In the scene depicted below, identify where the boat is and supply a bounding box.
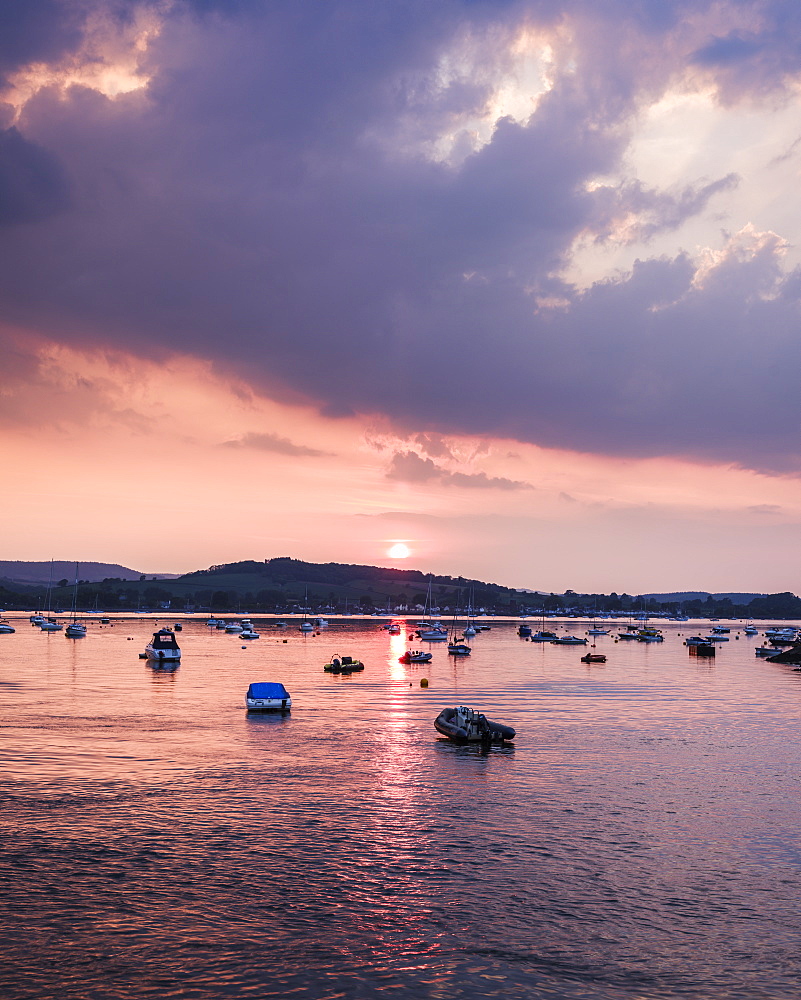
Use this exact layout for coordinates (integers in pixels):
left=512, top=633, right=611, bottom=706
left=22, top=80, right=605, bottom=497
left=711, top=625, right=731, bottom=634
left=756, top=646, right=777, bottom=656
left=299, top=621, right=314, bottom=632
left=399, top=649, right=432, bottom=663
left=245, top=682, right=291, bottom=712
left=767, top=629, right=799, bottom=646
left=517, top=624, right=532, bottom=637
left=581, top=653, right=606, bottom=663
left=418, top=627, right=448, bottom=640
left=743, top=624, right=758, bottom=635
left=587, top=627, right=610, bottom=635
left=225, top=622, right=244, bottom=633
left=764, top=643, right=801, bottom=665
left=240, top=628, right=260, bottom=639
left=0, top=620, right=15, bottom=634
left=206, top=617, right=223, bottom=627
left=637, top=628, right=664, bottom=642
left=37, top=561, right=62, bottom=630
left=313, top=617, right=329, bottom=628
left=173, top=623, right=182, bottom=631
left=685, top=636, right=708, bottom=646
left=29, top=614, right=45, bottom=624
left=530, top=630, right=558, bottom=642
left=617, top=629, right=641, bottom=640
left=434, top=706, right=515, bottom=745
left=145, top=629, right=181, bottom=661
left=446, top=599, right=472, bottom=655
left=447, top=642, right=472, bottom=656
left=551, top=635, right=588, bottom=645
left=704, top=634, right=729, bottom=642
left=64, top=564, right=86, bottom=637
left=324, top=654, right=364, bottom=673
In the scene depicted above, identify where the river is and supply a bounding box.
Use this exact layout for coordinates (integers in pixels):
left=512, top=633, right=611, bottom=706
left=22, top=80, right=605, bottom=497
left=1, top=615, right=800, bottom=999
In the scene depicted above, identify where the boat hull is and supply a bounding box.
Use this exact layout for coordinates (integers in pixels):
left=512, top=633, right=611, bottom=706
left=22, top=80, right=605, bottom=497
left=145, top=646, right=181, bottom=660
left=246, top=696, right=291, bottom=712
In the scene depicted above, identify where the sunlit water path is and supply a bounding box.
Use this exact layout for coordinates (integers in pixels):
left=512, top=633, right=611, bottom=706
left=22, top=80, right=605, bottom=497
left=2, top=616, right=801, bottom=999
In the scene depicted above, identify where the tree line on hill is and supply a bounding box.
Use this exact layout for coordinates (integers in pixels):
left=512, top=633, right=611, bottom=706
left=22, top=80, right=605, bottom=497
left=1, top=558, right=799, bottom=618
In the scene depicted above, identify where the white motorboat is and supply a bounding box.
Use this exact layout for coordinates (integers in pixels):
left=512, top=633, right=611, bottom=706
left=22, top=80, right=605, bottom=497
left=39, top=618, right=63, bottom=631
left=299, top=621, right=314, bottom=632
left=240, top=628, right=260, bottom=639
left=246, top=682, right=291, bottom=712
left=145, top=629, right=181, bottom=661
left=551, top=635, right=588, bottom=645
left=0, top=620, right=15, bottom=634
left=399, top=649, right=432, bottom=663
left=531, top=630, right=558, bottom=641
left=225, top=622, right=244, bottom=633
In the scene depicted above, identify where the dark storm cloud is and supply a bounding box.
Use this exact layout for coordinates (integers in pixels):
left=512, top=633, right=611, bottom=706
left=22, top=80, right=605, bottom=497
left=0, top=128, right=70, bottom=224
left=0, top=0, right=81, bottom=85
left=2, top=0, right=801, bottom=472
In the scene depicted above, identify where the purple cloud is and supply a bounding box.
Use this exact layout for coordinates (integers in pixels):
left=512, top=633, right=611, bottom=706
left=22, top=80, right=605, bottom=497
left=387, top=450, right=532, bottom=490
left=1, top=1, right=801, bottom=473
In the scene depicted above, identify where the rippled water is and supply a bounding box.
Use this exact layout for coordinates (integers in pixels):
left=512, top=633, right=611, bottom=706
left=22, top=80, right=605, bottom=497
left=2, top=615, right=801, bottom=999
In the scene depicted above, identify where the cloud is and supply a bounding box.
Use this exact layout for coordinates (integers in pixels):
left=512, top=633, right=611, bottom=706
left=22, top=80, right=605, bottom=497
left=386, top=450, right=532, bottom=490
left=1, top=1, right=801, bottom=474
left=0, top=127, right=70, bottom=224
left=222, top=432, right=331, bottom=457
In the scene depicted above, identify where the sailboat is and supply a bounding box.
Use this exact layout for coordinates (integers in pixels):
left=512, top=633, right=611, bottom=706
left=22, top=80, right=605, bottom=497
left=65, top=565, right=87, bottom=637
left=447, top=592, right=471, bottom=655
left=417, top=577, right=448, bottom=640
left=39, top=560, right=63, bottom=631
left=299, top=586, right=314, bottom=631
left=462, top=589, right=477, bottom=637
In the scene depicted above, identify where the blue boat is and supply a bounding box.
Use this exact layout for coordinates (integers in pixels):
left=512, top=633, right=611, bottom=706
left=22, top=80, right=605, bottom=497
left=246, top=682, right=291, bottom=712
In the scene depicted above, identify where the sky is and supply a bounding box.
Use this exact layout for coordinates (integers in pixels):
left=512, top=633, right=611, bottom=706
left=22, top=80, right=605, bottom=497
left=1, top=0, right=801, bottom=595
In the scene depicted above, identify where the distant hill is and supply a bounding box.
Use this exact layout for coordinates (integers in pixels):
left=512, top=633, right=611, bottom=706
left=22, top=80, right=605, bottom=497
left=175, top=557, right=514, bottom=607
left=642, top=591, right=765, bottom=603
left=0, top=561, right=178, bottom=586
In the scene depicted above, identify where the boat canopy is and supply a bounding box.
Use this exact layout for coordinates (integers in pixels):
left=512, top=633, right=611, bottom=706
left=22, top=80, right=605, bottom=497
left=247, top=682, right=289, bottom=699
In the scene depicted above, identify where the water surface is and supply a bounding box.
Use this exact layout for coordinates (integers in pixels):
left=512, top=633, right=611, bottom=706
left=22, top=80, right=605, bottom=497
left=2, top=616, right=800, bottom=999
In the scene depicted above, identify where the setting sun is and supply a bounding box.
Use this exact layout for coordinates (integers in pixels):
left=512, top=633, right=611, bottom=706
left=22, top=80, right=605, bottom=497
left=387, top=542, right=410, bottom=559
